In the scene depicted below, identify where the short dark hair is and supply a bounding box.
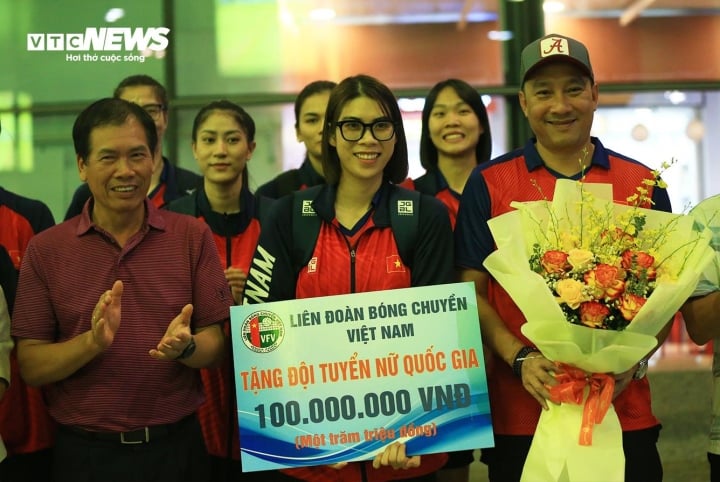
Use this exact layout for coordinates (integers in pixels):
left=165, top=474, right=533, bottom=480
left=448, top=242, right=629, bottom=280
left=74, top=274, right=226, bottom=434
left=321, top=74, right=408, bottom=185
left=294, top=80, right=337, bottom=129
left=113, top=74, right=169, bottom=108
left=73, top=98, right=158, bottom=161
left=419, top=79, right=492, bottom=170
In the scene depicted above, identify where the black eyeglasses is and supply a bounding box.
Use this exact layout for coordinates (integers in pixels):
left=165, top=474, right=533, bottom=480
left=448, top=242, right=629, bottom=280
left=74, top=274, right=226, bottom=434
left=141, top=104, right=165, bottom=119
left=335, top=119, right=396, bottom=142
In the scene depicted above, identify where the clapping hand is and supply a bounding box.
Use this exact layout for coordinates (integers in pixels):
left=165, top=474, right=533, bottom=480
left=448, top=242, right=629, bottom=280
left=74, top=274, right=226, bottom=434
left=90, top=280, right=123, bottom=350
left=149, top=304, right=194, bottom=360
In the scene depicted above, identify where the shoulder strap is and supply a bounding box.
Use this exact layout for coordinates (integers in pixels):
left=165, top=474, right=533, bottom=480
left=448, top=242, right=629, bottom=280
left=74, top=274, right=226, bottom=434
left=276, top=170, right=302, bottom=198
left=389, top=187, right=421, bottom=267
left=291, top=185, right=323, bottom=271
left=254, top=195, right=275, bottom=225
left=289, top=185, right=420, bottom=271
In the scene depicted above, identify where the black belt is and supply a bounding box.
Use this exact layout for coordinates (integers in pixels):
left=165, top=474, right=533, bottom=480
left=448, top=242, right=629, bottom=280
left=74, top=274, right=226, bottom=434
left=61, top=414, right=194, bottom=445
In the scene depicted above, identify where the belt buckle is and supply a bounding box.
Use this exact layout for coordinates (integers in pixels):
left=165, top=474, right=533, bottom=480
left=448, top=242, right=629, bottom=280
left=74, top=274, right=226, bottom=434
left=120, top=427, right=150, bottom=444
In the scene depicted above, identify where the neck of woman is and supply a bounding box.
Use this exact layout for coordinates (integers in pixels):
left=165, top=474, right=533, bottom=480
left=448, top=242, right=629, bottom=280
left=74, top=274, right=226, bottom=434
left=437, top=153, right=477, bottom=194
left=204, top=175, right=243, bottom=214
left=334, top=175, right=382, bottom=229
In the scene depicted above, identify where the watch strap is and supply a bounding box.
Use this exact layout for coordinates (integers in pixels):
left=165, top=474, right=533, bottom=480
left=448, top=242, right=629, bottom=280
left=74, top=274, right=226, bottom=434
left=176, top=336, right=196, bottom=360
left=512, top=346, right=539, bottom=378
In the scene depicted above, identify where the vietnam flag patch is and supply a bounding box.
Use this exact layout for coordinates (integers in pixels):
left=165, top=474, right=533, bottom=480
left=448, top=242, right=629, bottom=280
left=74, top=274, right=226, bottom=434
left=386, top=254, right=406, bottom=273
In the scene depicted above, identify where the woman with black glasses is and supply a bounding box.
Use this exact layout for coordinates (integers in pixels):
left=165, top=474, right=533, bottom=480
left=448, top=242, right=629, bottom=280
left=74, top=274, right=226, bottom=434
left=243, top=74, right=454, bottom=482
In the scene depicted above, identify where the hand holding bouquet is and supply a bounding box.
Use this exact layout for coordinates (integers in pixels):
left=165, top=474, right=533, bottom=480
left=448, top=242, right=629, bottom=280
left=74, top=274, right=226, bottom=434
left=483, top=176, right=715, bottom=482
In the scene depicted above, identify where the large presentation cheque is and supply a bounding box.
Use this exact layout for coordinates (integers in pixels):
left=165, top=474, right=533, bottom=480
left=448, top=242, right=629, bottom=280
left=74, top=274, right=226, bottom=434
left=230, top=281, right=494, bottom=472
left=231, top=283, right=493, bottom=471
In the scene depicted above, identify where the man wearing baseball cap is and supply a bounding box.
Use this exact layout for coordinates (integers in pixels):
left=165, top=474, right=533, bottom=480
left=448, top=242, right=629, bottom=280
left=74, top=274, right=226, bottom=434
left=455, top=33, right=670, bottom=481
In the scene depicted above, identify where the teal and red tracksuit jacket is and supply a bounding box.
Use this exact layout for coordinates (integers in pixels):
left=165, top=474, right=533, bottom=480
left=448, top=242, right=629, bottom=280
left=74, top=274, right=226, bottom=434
left=243, top=182, right=454, bottom=481
left=0, top=186, right=56, bottom=456
left=400, top=170, right=460, bottom=230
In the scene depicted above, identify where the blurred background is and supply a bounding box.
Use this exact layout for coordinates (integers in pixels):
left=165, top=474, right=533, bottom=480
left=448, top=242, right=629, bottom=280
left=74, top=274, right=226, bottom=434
left=2, top=0, right=718, bottom=219
left=2, top=2, right=718, bottom=480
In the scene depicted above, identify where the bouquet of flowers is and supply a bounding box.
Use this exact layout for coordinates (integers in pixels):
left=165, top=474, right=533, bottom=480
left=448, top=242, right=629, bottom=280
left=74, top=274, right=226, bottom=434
left=483, top=177, right=715, bottom=482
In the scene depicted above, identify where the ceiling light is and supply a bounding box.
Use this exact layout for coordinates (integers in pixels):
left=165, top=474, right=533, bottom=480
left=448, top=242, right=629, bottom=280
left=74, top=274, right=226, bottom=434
left=487, top=30, right=513, bottom=41
left=105, top=8, right=125, bottom=23
left=543, top=1, right=566, bottom=13
left=398, top=98, right=425, bottom=113
left=664, top=90, right=686, bottom=105
left=308, top=8, right=336, bottom=21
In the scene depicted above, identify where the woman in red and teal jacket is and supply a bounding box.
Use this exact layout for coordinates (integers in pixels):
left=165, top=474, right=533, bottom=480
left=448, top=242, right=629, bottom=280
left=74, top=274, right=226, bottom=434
left=401, top=79, right=492, bottom=231
left=244, top=75, right=454, bottom=482
left=166, top=100, right=261, bottom=481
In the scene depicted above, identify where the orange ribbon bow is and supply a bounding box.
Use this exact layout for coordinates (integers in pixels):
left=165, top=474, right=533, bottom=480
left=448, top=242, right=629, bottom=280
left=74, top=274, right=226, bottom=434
left=548, top=363, right=615, bottom=446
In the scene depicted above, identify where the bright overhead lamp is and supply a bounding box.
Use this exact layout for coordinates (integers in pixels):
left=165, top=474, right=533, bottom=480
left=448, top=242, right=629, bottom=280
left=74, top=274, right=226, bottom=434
left=308, top=8, right=336, bottom=21
left=105, top=8, right=125, bottom=23
left=543, top=1, right=566, bottom=13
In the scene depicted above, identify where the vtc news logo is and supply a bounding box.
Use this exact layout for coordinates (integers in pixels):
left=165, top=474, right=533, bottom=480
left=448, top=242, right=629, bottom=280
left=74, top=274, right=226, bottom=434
left=27, top=27, right=170, bottom=51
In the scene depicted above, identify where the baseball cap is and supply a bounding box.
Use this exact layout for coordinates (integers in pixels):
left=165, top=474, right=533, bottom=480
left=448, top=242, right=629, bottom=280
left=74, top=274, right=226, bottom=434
left=520, top=33, right=594, bottom=84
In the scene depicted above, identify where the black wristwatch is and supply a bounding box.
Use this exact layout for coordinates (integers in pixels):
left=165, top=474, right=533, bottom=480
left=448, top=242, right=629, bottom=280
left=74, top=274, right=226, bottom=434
left=512, top=346, right=539, bottom=378
left=176, top=336, right=196, bottom=360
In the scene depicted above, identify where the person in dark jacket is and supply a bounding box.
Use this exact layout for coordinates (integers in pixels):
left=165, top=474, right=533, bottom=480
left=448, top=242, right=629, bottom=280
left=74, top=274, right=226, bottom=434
left=255, top=80, right=336, bottom=199
left=64, top=75, right=201, bottom=219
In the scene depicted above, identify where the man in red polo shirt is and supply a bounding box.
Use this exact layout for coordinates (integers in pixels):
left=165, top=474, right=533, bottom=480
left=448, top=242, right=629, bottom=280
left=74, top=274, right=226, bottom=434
left=12, top=98, right=232, bottom=482
left=455, top=34, right=671, bottom=482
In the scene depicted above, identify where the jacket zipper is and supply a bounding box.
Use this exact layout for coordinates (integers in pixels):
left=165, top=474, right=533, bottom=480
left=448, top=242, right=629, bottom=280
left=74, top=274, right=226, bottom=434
left=350, top=247, right=356, bottom=294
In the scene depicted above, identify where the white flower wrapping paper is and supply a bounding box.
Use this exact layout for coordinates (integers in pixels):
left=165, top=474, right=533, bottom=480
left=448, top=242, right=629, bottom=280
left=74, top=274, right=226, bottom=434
left=482, top=179, right=716, bottom=482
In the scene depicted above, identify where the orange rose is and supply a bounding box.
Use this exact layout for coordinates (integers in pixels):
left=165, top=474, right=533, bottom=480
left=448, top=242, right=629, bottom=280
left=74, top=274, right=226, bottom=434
left=579, top=301, right=611, bottom=328
left=622, top=250, right=657, bottom=280
left=542, top=250, right=570, bottom=274
left=619, top=293, right=647, bottom=321
left=584, top=264, right=626, bottom=300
